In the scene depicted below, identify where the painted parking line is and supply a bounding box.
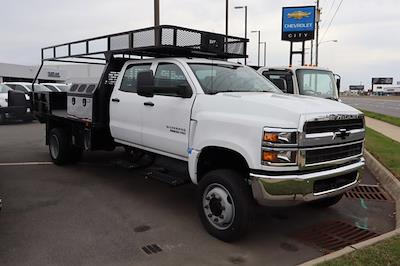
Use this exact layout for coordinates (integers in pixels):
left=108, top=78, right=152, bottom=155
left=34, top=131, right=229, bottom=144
left=0, top=162, right=53, bottom=166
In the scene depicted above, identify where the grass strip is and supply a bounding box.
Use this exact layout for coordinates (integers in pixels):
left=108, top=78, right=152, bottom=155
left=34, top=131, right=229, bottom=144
left=361, top=109, right=400, bottom=127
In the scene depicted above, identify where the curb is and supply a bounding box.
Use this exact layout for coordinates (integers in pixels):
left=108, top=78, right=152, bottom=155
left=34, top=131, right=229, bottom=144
left=299, top=151, right=400, bottom=266
left=298, top=228, right=400, bottom=266
left=364, top=150, right=400, bottom=228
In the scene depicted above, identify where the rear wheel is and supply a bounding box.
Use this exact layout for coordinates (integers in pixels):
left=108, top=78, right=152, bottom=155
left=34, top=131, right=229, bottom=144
left=197, top=169, right=253, bottom=242
left=49, top=128, right=81, bottom=165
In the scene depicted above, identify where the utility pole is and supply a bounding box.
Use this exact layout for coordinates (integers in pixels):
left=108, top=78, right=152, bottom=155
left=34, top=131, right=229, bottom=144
left=315, top=0, right=320, bottom=66
left=226, top=0, right=229, bottom=36
left=154, top=0, right=160, bottom=26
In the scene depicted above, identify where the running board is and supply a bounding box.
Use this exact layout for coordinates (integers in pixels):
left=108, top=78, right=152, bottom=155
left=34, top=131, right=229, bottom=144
left=145, top=168, right=190, bottom=187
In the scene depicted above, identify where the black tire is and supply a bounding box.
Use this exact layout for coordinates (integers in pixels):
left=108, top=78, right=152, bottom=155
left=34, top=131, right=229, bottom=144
left=0, top=113, right=5, bottom=124
left=309, top=194, right=343, bottom=208
left=197, top=169, right=253, bottom=242
left=49, top=128, right=79, bottom=165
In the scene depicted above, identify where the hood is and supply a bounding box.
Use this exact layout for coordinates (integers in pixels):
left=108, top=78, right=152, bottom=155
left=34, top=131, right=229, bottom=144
left=193, top=92, right=361, bottom=129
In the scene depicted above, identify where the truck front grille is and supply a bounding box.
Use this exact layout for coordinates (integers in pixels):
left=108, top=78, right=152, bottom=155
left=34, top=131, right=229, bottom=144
left=314, top=171, right=358, bottom=193
left=304, top=118, right=364, bottom=134
left=305, top=142, right=363, bottom=165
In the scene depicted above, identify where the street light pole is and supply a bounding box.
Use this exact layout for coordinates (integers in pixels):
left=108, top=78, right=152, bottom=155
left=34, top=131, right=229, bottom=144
left=154, top=0, right=160, bottom=26
left=251, top=30, right=261, bottom=67
left=260, top=42, right=267, bottom=66
left=226, top=0, right=229, bottom=36
left=234, top=6, right=248, bottom=64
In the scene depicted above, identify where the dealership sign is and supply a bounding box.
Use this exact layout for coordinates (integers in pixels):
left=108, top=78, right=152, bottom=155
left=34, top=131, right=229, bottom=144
left=349, top=85, right=365, bottom=91
left=372, top=77, right=393, bottom=85
left=282, top=6, right=316, bottom=42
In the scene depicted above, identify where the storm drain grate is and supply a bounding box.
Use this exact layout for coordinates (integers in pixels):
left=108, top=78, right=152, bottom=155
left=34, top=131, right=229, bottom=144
left=345, top=185, right=391, bottom=201
left=292, top=220, right=379, bottom=253
left=141, top=244, right=162, bottom=255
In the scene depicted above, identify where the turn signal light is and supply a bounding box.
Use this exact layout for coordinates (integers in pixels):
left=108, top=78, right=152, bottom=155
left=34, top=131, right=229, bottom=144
left=263, top=151, right=278, bottom=162
left=263, top=133, right=279, bottom=142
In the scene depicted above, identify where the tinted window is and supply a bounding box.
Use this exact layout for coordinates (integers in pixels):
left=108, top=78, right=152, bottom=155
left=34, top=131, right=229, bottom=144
left=154, top=63, right=190, bottom=96
left=262, top=71, right=294, bottom=94
left=120, top=64, right=151, bottom=93
left=14, top=85, right=28, bottom=93
left=44, top=84, right=59, bottom=92
left=0, top=84, right=11, bottom=93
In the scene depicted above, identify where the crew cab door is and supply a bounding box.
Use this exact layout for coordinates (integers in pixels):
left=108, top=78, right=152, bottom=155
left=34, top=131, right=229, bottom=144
left=141, top=62, right=195, bottom=158
left=109, top=63, right=153, bottom=145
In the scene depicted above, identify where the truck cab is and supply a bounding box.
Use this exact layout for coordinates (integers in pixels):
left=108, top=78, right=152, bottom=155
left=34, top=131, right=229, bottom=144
left=258, top=66, right=341, bottom=100
left=32, top=25, right=364, bottom=242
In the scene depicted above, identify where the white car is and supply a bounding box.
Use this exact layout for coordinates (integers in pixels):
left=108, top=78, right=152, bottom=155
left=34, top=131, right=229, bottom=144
left=41, top=83, right=70, bottom=92
left=0, top=84, right=12, bottom=107
left=4, top=82, right=51, bottom=93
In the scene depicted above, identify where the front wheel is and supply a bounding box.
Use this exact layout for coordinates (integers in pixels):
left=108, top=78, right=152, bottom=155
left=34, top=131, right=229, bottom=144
left=197, top=169, right=253, bottom=242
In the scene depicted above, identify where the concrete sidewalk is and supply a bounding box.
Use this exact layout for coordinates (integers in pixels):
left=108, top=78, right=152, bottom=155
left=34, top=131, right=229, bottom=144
left=365, top=117, right=400, bottom=143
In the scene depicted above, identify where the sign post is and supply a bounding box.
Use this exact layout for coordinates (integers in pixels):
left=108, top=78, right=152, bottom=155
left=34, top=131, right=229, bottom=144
left=282, top=6, right=316, bottom=66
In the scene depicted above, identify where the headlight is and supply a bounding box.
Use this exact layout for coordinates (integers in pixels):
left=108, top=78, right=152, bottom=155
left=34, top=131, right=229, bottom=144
left=262, top=128, right=299, bottom=166
left=262, top=150, right=297, bottom=165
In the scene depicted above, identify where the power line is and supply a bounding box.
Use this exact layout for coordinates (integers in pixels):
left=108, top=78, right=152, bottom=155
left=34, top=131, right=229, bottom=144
left=320, top=0, right=343, bottom=42
left=321, top=0, right=336, bottom=29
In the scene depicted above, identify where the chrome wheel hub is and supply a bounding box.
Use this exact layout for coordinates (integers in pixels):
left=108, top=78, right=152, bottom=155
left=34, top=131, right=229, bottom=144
left=203, top=183, right=235, bottom=230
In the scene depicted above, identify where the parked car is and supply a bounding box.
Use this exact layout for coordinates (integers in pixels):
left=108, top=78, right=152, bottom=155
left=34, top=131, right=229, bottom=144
left=41, top=83, right=70, bottom=92
left=0, top=83, right=32, bottom=123
left=4, top=82, right=51, bottom=93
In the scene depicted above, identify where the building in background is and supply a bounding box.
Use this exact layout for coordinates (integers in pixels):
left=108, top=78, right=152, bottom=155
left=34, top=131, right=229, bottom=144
left=0, top=62, right=103, bottom=84
left=348, top=85, right=365, bottom=96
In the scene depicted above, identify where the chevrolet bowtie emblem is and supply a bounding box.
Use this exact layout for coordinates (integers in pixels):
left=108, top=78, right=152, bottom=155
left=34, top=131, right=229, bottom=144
left=333, top=129, right=350, bottom=140
left=288, top=11, right=311, bottom=20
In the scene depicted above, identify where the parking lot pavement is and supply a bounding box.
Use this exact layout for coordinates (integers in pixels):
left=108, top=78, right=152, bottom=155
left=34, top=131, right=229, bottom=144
left=0, top=122, right=396, bottom=266
left=342, top=96, right=400, bottom=117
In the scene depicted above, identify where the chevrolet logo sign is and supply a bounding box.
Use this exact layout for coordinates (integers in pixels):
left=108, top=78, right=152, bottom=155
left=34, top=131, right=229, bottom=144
left=288, top=11, right=311, bottom=20
left=333, top=129, right=351, bottom=140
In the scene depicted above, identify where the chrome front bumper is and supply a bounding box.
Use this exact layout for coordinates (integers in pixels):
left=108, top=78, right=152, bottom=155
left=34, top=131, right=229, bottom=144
left=250, top=158, right=365, bottom=206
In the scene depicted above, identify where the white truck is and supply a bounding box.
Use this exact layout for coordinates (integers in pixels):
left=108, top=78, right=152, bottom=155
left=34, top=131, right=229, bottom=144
left=33, top=26, right=365, bottom=242
left=258, top=66, right=341, bottom=100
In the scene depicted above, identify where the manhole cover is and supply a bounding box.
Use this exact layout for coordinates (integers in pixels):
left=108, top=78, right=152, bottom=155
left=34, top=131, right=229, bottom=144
left=345, top=185, right=392, bottom=201
left=141, top=244, right=162, bottom=255
left=292, top=220, right=379, bottom=253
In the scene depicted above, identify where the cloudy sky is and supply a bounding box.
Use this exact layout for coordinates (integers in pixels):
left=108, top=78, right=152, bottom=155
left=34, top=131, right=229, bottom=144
left=1, top=0, right=399, bottom=88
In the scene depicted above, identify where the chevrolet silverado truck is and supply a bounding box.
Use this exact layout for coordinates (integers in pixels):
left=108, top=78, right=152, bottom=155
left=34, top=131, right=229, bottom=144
left=32, top=26, right=365, bottom=242
left=258, top=66, right=341, bottom=101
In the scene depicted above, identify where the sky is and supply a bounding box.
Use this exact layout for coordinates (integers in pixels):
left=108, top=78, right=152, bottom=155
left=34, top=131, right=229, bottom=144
left=0, top=0, right=399, bottom=89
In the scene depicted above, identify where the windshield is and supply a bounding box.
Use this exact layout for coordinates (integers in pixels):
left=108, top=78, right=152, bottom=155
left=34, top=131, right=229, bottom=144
left=0, top=84, right=12, bottom=93
left=26, top=84, right=51, bottom=92
left=296, top=69, right=338, bottom=99
left=55, top=85, right=68, bottom=92
left=189, top=64, right=282, bottom=95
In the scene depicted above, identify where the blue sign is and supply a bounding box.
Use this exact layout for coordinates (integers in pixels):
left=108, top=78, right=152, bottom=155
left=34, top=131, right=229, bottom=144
left=282, top=6, right=316, bottom=42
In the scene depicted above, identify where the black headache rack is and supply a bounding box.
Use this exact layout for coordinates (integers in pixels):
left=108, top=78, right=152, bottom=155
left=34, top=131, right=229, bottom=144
left=32, top=25, right=248, bottom=151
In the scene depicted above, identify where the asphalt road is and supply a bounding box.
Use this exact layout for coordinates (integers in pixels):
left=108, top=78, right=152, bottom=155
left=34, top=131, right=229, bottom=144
left=0, top=122, right=396, bottom=266
left=342, top=96, right=400, bottom=117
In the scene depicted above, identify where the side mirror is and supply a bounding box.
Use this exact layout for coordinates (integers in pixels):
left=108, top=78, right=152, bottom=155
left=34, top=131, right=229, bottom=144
left=335, top=74, right=341, bottom=96
left=137, top=70, right=154, bottom=97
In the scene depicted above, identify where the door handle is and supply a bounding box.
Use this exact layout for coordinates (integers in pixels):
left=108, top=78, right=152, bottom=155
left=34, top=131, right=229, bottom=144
left=112, top=98, right=120, bottom=103
left=144, top=101, right=155, bottom=107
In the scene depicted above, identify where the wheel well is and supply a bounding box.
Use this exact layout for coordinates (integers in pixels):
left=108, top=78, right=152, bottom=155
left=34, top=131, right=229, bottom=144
left=197, top=146, right=250, bottom=181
